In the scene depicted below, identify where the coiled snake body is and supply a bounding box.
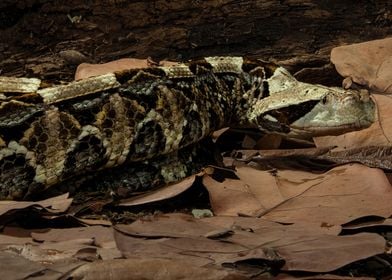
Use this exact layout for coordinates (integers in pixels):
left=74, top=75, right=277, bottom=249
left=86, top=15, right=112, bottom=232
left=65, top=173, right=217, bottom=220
left=0, top=57, right=375, bottom=199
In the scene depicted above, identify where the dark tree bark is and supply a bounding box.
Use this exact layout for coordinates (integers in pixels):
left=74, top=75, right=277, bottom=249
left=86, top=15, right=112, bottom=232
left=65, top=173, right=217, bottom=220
left=0, top=0, right=391, bottom=83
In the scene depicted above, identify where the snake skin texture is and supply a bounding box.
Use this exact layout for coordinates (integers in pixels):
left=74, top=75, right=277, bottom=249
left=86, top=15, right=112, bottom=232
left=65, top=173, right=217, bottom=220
left=0, top=57, right=375, bottom=199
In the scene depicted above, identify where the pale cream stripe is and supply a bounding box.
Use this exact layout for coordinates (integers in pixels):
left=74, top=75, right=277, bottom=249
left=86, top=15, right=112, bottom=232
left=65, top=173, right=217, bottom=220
left=37, top=73, right=120, bottom=104
left=0, top=76, right=41, bottom=93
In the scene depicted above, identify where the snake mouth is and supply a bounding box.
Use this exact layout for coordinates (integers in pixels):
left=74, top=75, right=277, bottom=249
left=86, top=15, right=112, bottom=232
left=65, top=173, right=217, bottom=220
left=288, top=121, right=373, bottom=138
left=252, top=86, right=376, bottom=139
left=287, top=95, right=376, bottom=138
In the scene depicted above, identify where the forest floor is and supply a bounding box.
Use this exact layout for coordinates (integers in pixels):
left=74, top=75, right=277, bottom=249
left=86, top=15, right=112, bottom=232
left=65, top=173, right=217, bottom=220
left=0, top=1, right=392, bottom=279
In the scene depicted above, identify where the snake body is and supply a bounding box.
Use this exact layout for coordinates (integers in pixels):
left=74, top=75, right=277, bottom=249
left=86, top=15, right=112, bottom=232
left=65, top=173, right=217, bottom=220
left=0, top=57, right=375, bottom=199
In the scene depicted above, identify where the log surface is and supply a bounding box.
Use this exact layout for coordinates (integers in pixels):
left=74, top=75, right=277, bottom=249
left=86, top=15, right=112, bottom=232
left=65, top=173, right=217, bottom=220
left=0, top=0, right=391, bottom=82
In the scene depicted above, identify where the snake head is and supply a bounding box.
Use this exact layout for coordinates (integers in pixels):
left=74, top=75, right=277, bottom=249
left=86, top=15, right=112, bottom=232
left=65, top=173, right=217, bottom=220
left=247, top=67, right=376, bottom=138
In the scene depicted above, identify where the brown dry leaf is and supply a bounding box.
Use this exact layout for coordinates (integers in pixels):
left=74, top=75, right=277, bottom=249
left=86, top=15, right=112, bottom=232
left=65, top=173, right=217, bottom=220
left=75, top=58, right=150, bottom=80
left=114, top=214, right=273, bottom=267
left=75, top=58, right=178, bottom=80
left=0, top=234, right=34, bottom=246
left=4, top=238, right=119, bottom=270
left=116, top=214, right=264, bottom=252
left=4, top=239, right=94, bottom=263
left=249, top=164, right=392, bottom=224
left=39, top=239, right=95, bottom=258
left=202, top=175, right=269, bottom=216
left=32, top=226, right=121, bottom=262
left=202, top=216, right=341, bottom=243
left=249, top=147, right=333, bottom=159
left=31, top=226, right=114, bottom=247
left=114, top=230, right=217, bottom=267
left=15, top=246, right=86, bottom=275
left=203, top=166, right=323, bottom=217
left=114, top=214, right=384, bottom=274
left=119, top=174, right=198, bottom=206
left=331, top=38, right=392, bottom=93
left=0, top=193, right=72, bottom=217
left=0, top=251, right=45, bottom=280
left=114, top=214, right=280, bottom=269
left=0, top=227, right=118, bottom=266
left=211, top=127, right=230, bottom=141
left=3, top=226, right=46, bottom=237
left=204, top=164, right=392, bottom=225
left=115, top=213, right=225, bottom=238
left=65, top=258, right=246, bottom=280
left=276, top=273, right=375, bottom=279
left=255, top=133, right=283, bottom=149
left=225, top=148, right=334, bottom=173
left=97, top=247, right=123, bottom=261
left=318, top=145, right=392, bottom=170
left=278, top=233, right=385, bottom=272
left=158, top=231, right=385, bottom=274
left=203, top=216, right=341, bottom=235
left=314, top=94, right=392, bottom=150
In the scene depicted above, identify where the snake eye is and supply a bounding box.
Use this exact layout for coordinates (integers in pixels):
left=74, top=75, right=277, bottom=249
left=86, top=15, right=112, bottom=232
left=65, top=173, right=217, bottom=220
left=322, top=96, right=327, bottom=104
